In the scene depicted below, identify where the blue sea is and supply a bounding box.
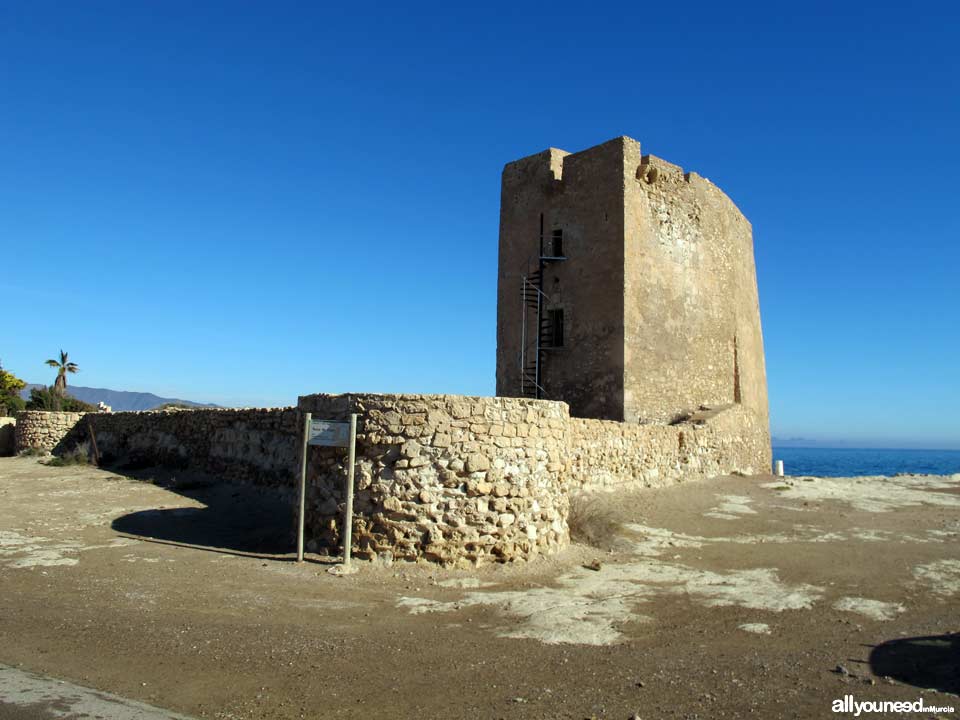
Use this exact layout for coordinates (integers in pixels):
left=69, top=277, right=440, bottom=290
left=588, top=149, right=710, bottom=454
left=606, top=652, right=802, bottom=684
left=772, top=447, right=960, bottom=478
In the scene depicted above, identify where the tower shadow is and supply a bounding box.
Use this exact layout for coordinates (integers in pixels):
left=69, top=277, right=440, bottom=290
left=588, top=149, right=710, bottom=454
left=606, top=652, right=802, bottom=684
left=869, top=633, right=959, bottom=695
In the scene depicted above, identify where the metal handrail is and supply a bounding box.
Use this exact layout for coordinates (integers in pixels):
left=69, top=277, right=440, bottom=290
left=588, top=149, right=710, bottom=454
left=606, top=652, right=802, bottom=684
left=521, top=372, right=546, bottom=396
left=521, top=276, right=549, bottom=299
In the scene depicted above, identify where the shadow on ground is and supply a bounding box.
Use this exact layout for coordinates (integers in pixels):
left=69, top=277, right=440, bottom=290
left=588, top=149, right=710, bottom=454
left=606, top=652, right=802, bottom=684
left=110, top=466, right=295, bottom=558
left=869, top=633, right=960, bottom=695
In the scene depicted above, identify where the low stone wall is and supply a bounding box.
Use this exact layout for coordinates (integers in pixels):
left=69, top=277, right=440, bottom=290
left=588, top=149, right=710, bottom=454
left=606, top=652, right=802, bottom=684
left=14, top=411, right=87, bottom=453
left=0, top=417, right=15, bottom=456
left=79, top=408, right=300, bottom=490
left=13, top=408, right=300, bottom=490
left=10, top=397, right=771, bottom=566
left=298, top=393, right=570, bottom=565
left=569, top=404, right=771, bottom=492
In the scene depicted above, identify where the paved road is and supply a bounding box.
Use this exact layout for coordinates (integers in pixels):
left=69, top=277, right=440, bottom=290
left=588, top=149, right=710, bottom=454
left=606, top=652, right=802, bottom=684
left=0, top=664, right=193, bottom=720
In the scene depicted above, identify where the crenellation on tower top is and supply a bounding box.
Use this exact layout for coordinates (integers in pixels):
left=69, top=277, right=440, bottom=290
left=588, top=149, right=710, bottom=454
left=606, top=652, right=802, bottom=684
left=502, top=147, right=569, bottom=186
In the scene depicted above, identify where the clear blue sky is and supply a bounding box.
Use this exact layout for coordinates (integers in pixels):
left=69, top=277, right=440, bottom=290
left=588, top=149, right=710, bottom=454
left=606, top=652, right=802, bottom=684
left=3, top=2, right=958, bottom=448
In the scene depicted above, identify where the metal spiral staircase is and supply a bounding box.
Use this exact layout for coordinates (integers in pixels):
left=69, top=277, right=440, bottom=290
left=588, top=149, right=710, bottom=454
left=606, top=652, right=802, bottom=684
left=518, top=227, right=566, bottom=399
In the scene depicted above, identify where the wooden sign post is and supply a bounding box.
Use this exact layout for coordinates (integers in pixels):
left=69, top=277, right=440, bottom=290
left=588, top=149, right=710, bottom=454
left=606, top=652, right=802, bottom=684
left=296, top=412, right=358, bottom=566
left=86, top=418, right=100, bottom=465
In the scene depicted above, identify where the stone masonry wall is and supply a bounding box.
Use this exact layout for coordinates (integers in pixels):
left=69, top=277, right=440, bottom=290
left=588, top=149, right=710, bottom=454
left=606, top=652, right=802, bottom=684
left=497, top=141, right=627, bottom=421
left=298, top=393, right=570, bottom=566
left=569, top=404, right=771, bottom=492
left=496, top=137, right=770, bottom=445
left=11, top=398, right=770, bottom=565
left=14, top=411, right=87, bottom=453
left=623, top=142, right=769, bottom=430
left=14, top=408, right=299, bottom=490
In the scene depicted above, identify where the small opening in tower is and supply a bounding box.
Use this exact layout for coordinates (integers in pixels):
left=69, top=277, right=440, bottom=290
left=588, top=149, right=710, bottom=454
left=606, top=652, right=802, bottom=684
left=547, top=308, right=564, bottom=347
left=551, top=229, right=563, bottom=257
left=733, top=335, right=742, bottom=404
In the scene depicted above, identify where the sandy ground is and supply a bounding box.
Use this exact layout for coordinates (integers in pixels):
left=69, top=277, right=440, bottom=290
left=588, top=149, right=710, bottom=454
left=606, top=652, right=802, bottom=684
left=0, top=456, right=957, bottom=719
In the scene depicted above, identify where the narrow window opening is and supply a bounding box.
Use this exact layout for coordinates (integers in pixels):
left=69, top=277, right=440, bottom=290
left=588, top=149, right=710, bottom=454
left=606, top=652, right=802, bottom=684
left=733, top=334, right=741, bottom=404
left=547, top=308, right=564, bottom=348
left=551, top=228, right=563, bottom=257
left=539, top=213, right=544, bottom=257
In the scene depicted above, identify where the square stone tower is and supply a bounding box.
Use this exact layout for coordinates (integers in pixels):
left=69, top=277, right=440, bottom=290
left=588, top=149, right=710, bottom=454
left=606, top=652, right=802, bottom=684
left=495, top=136, right=770, bottom=435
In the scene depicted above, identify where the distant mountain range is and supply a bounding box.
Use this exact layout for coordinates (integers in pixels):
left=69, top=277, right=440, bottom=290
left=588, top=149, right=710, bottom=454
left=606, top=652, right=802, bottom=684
left=771, top=436, right=819, bottom=448
left=20, top=384, right=219, bottom=412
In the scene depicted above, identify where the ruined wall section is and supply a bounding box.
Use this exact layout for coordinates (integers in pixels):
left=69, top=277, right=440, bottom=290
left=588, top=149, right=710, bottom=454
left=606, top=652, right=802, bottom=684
left=14, top=408, right=300, bottom=490
left=86, top=408, right=299, bottom=489
left=569, top=404, right=771, bottom=492
left=298, top=393, right=570, bottom=566
left=12, top=397, right=771, bottom=565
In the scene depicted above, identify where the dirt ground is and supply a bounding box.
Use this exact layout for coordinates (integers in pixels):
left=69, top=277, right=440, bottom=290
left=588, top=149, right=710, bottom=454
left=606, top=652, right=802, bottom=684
left=0, top=457, right=958, bottom=720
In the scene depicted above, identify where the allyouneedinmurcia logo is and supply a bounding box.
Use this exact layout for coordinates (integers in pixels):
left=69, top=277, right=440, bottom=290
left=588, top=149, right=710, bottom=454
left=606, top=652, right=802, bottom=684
left=832, top=695, right=955, bottom=716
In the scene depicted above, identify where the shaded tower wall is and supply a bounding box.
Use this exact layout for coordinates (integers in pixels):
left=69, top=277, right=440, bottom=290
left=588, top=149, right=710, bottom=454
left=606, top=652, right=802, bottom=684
left=496, top=139, right=626, bottom=421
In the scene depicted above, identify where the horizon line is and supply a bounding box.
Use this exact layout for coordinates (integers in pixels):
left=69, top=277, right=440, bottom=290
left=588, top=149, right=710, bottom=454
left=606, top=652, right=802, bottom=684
left=772, top=444, right=960, bottom=453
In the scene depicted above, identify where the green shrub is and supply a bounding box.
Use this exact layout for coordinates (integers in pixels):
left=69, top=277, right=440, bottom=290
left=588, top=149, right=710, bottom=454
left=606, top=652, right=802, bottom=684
left=25, top=386, right=59, bottom=411
left=45, top=442, right=91, bottom=467
left=0, top=366, right=26, bottom=395
left=25, top=386, right=96, bottom=412
left=61, top=396, right=97, bottom=412
left=153, top=403, right=193, bottom=411
left=0, top=364, right=26, bottom=416
left=0, top=394, right=25, bottom=416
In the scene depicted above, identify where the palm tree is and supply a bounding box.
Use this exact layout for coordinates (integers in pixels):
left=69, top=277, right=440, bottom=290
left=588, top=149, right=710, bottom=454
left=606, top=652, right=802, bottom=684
left=45, top=350, right=78, bottom=395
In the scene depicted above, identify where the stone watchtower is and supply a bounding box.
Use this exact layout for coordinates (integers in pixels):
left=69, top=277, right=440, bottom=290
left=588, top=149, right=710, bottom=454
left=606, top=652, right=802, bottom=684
left=496, top=136, right=770, bottom=437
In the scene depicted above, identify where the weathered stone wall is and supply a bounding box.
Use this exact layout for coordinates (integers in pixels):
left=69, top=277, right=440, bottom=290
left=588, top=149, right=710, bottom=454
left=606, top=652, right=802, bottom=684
left=298, top=393, right=570, bottom=565
left=0, top=417, right=16, bottom=456
left=569, top=404, right=770, bottom=492
left=78, top=408, right=300, bottom=489
left=496, top=136, right=770, bottom=453
left=13, top=408, right=299, bottom=490
left=496, top=141, right=627, bottom=420
left=10, top=397, right=770, bottom=565
left=297, top=393, right=766, bottom=563
left=623, top=141, right=769, bottom=430
left=14, top=411, right=87, bottom=453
